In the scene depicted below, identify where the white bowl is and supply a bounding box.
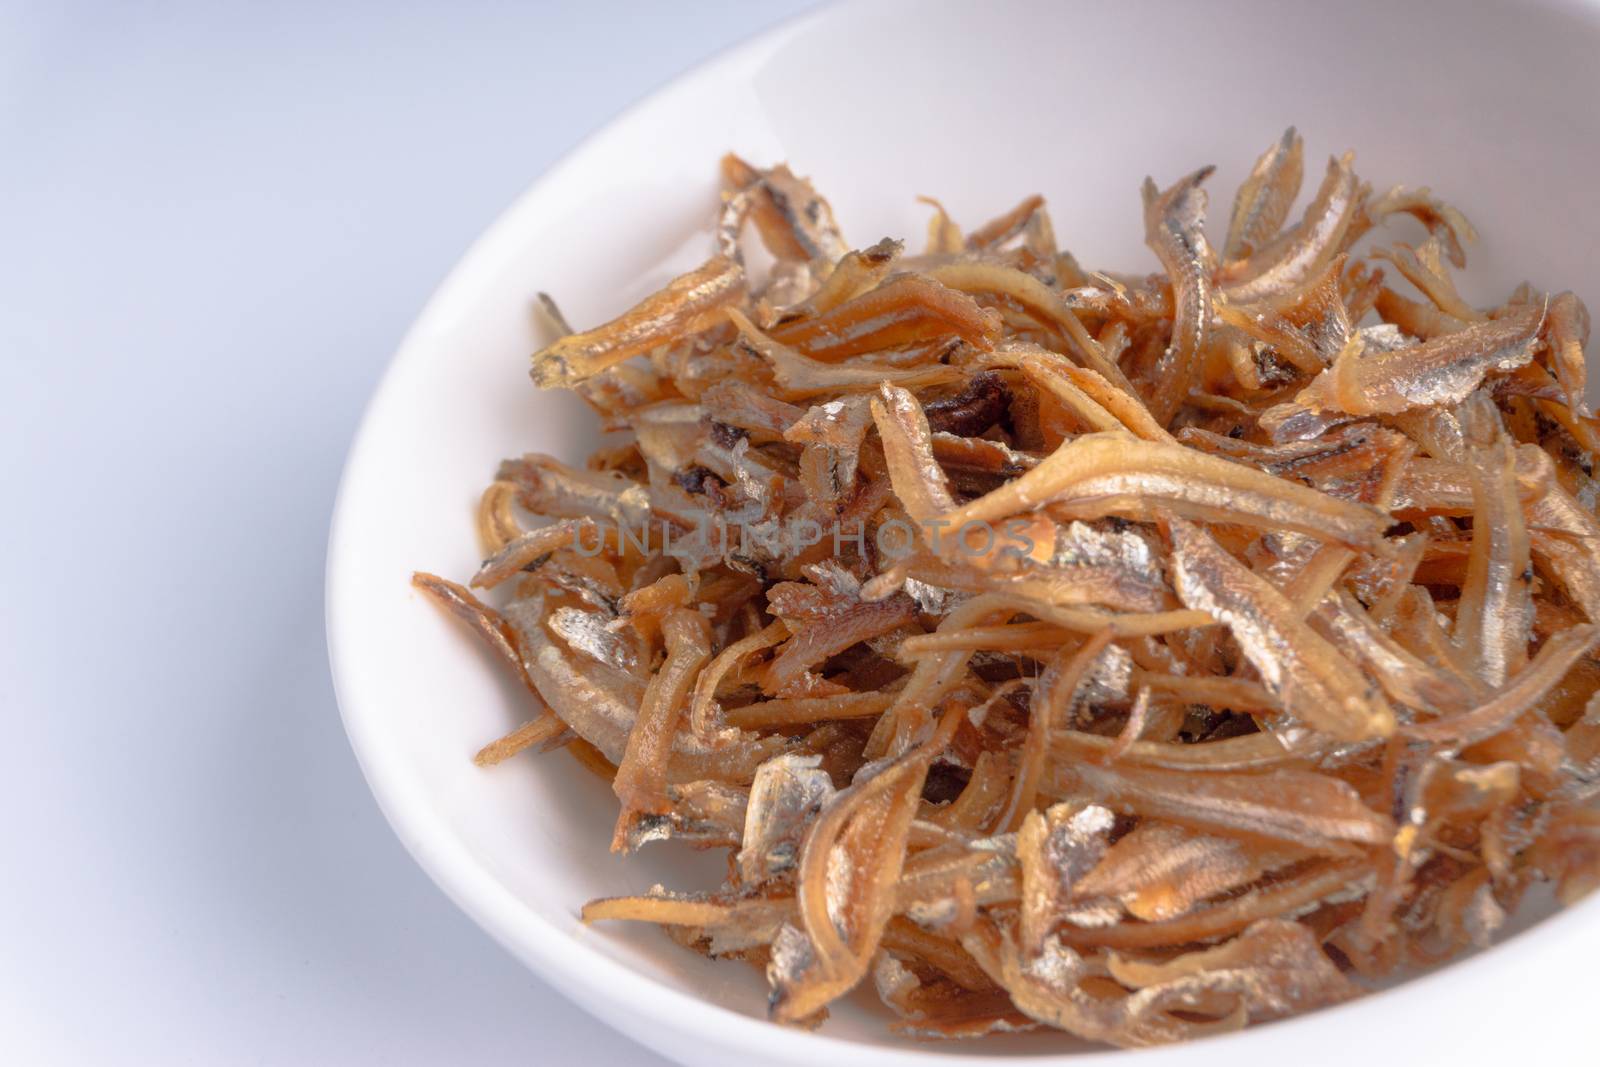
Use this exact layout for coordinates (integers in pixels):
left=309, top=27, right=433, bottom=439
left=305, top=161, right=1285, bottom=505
left=327, top=1, right=1600, bottom=1062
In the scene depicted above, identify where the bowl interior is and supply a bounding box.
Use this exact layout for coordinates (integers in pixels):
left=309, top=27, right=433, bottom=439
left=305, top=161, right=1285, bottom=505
left=328, top=0, right=1600, bottom=1062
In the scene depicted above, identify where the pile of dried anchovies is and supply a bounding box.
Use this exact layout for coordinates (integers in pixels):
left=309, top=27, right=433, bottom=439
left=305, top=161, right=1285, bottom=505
left=415, top=133, right=1600, bottom=1045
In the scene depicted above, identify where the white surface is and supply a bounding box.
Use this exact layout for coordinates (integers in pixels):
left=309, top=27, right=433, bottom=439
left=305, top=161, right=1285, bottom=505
left=0, top=3, right=813, bottom=1064
left=325, top=2, right=1600, bottom=1066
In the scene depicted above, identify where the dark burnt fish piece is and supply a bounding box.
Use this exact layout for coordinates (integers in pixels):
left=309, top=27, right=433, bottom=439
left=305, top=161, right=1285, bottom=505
left=924, top=371, right=1011, bottom=437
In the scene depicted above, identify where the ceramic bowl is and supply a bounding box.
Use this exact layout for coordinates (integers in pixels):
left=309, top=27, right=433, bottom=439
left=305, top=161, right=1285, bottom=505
left=327, top=1, right=1600, bottom=1062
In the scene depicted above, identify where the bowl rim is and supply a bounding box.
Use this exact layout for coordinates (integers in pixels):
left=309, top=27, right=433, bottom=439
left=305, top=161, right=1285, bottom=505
left=325, top=2, right=1600, bottom=1062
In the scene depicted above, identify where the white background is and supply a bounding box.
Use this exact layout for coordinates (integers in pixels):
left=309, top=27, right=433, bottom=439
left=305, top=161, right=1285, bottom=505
left=0, top=3, right=816, bottom=1062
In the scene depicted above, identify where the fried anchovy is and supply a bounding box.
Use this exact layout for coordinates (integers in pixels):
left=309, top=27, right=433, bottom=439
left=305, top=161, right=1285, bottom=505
left=1222, top=153, right=1360, bottom=304
left=945, top=432, right=1389, bottom=550
left=1312, top=592, right=1478, bottom=713
left=1456, top=434, right=1532, bottom=687
left=722, top=154, right=849, bottom=262
left=1290, top=304, right=1543, bottom=417
left=871, top=382, right=959, bottom=526
left=924, top=263, right=1139, bottom=396
left=1353, top=185, right=1478, bottom=267
left=1546, top=291, right=1592, bottom=416
left=1406, top=624, right=1600, bottom=746
left=1166, top=516, right=1395, bottom=741
left=773, top=238, right=904, bottom=323
left=738, top=753, right=837, bottom=884
left=1075, top=822, right=1305, bottom=922
left=1141, top=167, right=1215, bottom=425
left=1053, top=759, right=1394, bottom=851
left=471, top=519, right=595, bottom=589
left=411, top=571, right=529, bottom=683
left=506, top=593, right=787, bottom=782
left=967, top=194, right=1046, bottom=250
left=768, top=272, right=1001, bottom=359
left=1018, top=803, right=1115, bottom=954
left=531, top=255, right=745, bottom=388
left=1224, top=127, right=1304, bottom=262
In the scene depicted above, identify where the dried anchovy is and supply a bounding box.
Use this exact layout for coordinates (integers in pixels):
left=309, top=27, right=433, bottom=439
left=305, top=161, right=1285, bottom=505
left=1290, top=304, right=1543, bottom=417
left=531, top=256, right=745, bottom=388
left=1166, top=515, right=1395, bottom=741
left=1140, top=167, right=1215, bottom=425
left=923, top=371, right=1010, bottom=437
left=419, top=134, right=1600, bottom=1049
left=1223, top=127, right=1304, bottom=263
